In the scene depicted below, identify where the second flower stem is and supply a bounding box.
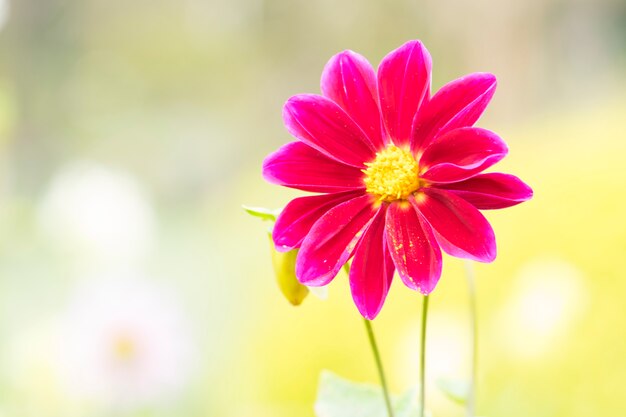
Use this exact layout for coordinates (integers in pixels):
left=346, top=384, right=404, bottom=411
left=419, top=295, right=429, bottom=417
left=464, top=261, right=478, bottom=417
left=364, top=318, right=395, bottom=417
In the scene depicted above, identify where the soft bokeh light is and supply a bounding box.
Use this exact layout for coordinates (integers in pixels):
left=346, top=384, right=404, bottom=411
left=497, top=258, right=589, bottom=359
left=1, top=0, right=625, bottom=416
left=38, top=161, right=156, bottom=266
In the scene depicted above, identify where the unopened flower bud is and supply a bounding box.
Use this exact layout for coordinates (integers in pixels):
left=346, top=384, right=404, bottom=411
left=268, top=233, right=309, bottom=306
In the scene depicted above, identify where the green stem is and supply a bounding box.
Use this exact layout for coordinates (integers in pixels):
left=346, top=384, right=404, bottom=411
left=344, top=263, right=394, bottom=417
left=464, top=261, right=478, bottom=417
left=363, top=319, right=395, bottom=417
left=419, top=295, right=429, bottom=417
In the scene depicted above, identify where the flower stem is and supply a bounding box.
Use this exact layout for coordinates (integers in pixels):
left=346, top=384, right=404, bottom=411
left=363, top=318, right=395, bottom=417
left=419, top=295, right=429, bottom=417
left=344, top=264, right=394, bottom=417
left=464, top=261, right=478, bottom=417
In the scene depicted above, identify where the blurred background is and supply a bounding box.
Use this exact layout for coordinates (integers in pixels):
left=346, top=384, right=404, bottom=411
left=0, top=0, right=625, bottom=416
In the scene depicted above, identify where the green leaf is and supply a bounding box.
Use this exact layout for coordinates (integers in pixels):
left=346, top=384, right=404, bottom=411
left=242, top=205, right=281, bottom=222
left=315, top=371, right=424, bottom=417
left=436, top=377, right=469, bottom=405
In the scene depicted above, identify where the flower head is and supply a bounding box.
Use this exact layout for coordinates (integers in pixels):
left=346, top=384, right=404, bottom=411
left=56, top=275, right=195, bottom=409
left=262, top=40, right=532, bottom=319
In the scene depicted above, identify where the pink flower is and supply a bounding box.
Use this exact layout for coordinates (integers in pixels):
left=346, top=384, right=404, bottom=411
left=262, top=40, right=532, bottom=319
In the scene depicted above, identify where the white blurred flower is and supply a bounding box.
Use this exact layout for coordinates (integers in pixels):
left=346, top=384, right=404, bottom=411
left=38, top=161, right=156, bottom=265
left=56, top=274, right=195, bottom=409
left=498, top=258, right=589, bottom=359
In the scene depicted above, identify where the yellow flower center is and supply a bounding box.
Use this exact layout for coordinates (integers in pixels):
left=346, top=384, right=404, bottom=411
left=363, top=145, right=421, bottom=202
left=112, top=334, right=137, bottom=362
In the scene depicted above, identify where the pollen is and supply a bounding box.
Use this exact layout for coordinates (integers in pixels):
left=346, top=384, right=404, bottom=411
left=363, top=145, right=421, bottom=202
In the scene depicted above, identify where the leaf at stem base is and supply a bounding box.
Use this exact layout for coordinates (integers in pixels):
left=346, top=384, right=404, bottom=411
left=315, top=371, right=427, bottom=417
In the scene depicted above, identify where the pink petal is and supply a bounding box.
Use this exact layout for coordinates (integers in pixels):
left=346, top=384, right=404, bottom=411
left=385, top=201, right=442, bottom=294
left=283, top=94, right=376, bottom=167
left=412, top=188, right=496, bottom=262
left=419, top=127, right=508, bottom=183
left=321, top=50, right=385, bottom=151
left=437, top=173, right=533, bottom=209
left=262, top=141, right=365, bottom=192
left=273, top=190, right=365, bottom=252
left=296, top=194, right=379, bottom=286
left=411, top=73, right=497, bottom=154
left=378, top=40, right=432, bottom=148
left=349, top=205, right=395, bottom=319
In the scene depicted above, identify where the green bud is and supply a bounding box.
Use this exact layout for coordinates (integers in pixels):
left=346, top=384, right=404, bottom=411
left=268, top=233, right=309, bottom=306
left=244, top=204, right=316, bottom=306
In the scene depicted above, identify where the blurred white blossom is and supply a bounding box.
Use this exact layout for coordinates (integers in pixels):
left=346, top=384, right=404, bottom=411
left=498, top=258, right=589, bottom=359
left=56, top=274, right=196, bottom=409
left=38, top=162, right=156, bottom=265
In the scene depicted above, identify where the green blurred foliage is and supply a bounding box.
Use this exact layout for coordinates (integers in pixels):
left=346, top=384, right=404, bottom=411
left=315, top=371, right=420, bottom=417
